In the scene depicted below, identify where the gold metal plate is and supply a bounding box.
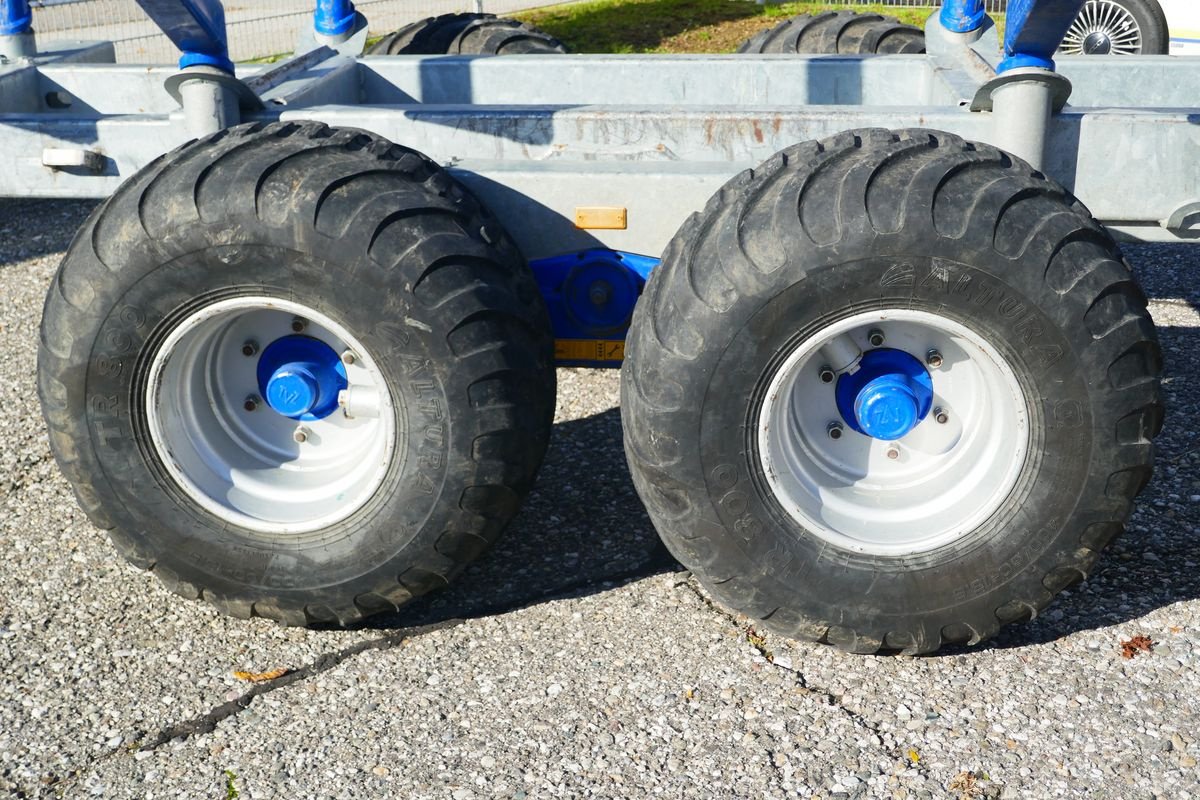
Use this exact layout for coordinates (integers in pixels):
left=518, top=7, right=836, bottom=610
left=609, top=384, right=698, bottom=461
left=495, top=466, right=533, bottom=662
left=574, top=206, right=627, bottom=230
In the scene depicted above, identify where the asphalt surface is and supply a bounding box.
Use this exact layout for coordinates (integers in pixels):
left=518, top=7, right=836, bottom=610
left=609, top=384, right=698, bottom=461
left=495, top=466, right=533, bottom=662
left=2, top=197, right=1199, bottom=799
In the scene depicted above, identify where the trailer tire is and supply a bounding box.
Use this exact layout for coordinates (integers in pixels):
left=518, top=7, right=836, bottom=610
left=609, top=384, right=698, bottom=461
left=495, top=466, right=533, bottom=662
left=1060, top=0, right=1169, bottom=56
left=736, top=10, right=925, bottom=55
left=38, top=121, right=556, bottom=626
left=621, top=128, right=1161, bottom=654
left=367, top=12, right=567, bottom=55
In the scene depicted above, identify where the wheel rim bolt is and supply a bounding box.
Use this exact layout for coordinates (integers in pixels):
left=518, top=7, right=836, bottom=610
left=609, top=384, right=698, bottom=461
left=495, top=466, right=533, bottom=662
left=341, top=350, right=356, bottom=366
left=293, top=426, right=310, bottom=444
left=868, top=329, right=885, bottom=347
left=243, top=395, right=260, bottom=412
left=291, top=317, right=307, bottom=333
left=886, top=445, right=900, bottom=460
left=827, top=421, right=844, bottom=440
left=241, top=340, right=258, bottom=357
left=926, top=349, right=944, bottom=368
left=819, top=365, right=835, bottom=384
left=935, top=407, right=949, bottom=425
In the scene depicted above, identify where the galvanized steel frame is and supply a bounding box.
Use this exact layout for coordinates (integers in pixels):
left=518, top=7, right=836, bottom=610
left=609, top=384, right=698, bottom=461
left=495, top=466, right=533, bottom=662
left=1, top=38, right=1198, bottom=260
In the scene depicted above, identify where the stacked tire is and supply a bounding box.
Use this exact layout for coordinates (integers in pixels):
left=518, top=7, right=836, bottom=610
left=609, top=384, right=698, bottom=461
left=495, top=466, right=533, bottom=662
left=368, top=12, right=567, bottom=56
left=737, top=10, right=925, bottom=55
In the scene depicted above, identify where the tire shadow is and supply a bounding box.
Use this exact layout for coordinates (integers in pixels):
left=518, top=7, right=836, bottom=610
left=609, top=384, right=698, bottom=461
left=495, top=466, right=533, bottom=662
left=359, top=404, right=681, bottom=631
left=983, top=243, right=1200, bottom=652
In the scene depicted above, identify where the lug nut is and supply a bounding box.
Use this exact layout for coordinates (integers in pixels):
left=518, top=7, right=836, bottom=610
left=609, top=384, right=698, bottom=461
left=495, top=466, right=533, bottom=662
left=926, top=349, right=944, bottom=368
left=291, top=317, right=307, bottom=333
left=868, top=328, right=885, bottom=347
left=934, top=407, right=949, bottom=425
left=293, top=426, right=310, bottom=444
left=243, top=395, right=260, bottom=412
left=341, top=350, right=356, bottom=366
left=886, top=445, right=900, bottom=460
left=819, top=365, right=835, bottom=384
left=827, top=421, right=844, bottom=440
left=241, top=340, right=258, bottom=357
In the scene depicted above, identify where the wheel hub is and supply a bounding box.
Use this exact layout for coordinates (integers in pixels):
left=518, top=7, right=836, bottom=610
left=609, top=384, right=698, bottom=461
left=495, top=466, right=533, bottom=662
left=835, top=349, right=933, bottom=440
left=1083, top=31, right=1112, bottom=54
left=757, top=310, right=1029, bottom=555
left=257, top=335, right=348, bottom=420
left=144, top=297, right=396, bottom=535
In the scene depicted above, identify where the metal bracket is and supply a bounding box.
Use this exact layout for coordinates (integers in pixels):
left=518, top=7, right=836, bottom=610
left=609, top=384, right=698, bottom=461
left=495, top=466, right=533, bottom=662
left=42, top=147, right=104, bottom=173
left=164, top=65, right=262, bottom=110
left=970, top=67, right=1072, bottom=113
left=1166, top=203, right=1200, bottom=233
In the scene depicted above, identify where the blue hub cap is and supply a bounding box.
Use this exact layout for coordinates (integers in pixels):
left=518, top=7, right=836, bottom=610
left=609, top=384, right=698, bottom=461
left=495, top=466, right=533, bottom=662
left=835, top=349, right=934, bottom=440
left=256, top=335, right=348, bottom=420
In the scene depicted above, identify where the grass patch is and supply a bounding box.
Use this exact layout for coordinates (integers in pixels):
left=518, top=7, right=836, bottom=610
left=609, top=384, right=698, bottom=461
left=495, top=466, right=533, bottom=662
left=516, top=0, right=937, bottom=54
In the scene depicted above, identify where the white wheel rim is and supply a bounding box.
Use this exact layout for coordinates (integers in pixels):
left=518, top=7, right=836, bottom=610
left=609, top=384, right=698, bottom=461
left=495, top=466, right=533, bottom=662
left=757, top=310, right=1029, bottom=556
left=1061, top=0, right=1142, bottom=55
left=145, top=297, right=397, bottom=535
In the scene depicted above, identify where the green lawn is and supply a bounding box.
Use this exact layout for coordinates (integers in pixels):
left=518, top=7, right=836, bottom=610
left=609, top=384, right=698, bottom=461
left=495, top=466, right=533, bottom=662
left=515, top=0, right=940, bottom=54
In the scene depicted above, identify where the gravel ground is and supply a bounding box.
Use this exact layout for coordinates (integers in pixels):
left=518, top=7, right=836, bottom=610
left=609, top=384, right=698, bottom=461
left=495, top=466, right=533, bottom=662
left=2, top=197, right=1199, bottom=800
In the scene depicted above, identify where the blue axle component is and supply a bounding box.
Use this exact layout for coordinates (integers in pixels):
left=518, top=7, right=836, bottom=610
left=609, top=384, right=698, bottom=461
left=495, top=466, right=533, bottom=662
left=134, top=0, right=234, bottom=73
left=314, top=0, right=356, bottom=37
left=835, top=349, right=934, bottom=440
left=998, top=0, right=1087, bottom=72
left=0, top=0, right=32, bottom=36
left=529, top=249, right=659, bottom=368
left=939, top=0, right=987, bottom=34
left=256, top=335, right=347, bottom=420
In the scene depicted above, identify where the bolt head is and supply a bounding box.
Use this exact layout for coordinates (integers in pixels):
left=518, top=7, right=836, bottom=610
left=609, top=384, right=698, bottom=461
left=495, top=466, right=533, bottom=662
left=819, top=366, right=835, bottom=384
left=243, top=396, right=259, bottom=412
left=293, top=427, right=309, bottom=444
left=341, top=350, right=356, bottom=366
left=886, top=446, right=900, bottom=460
left=241, top=340, right=258, bottom=357
left=827, top=422, right=843, bottom=440
left=934, top=407, right=949, bottom=424
left=291, top=317, right=307, bottom=333
left=868, top=329, right=885, bottom=347
left=926, top=349, right=944, bottom=368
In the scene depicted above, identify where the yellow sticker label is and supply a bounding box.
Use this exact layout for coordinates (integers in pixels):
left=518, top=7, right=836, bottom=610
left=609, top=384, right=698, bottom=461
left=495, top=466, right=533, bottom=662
left=555, top=339, right=625, bottom=362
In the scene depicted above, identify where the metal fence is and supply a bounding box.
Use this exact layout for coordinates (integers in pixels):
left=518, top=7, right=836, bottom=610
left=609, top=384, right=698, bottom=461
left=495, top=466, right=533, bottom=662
left=28, top=0, right=551, bottom=63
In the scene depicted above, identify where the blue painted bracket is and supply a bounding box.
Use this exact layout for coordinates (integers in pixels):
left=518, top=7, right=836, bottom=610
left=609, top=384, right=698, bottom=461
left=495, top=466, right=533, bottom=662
left=998, top=0, right=1086, bottom=72
left=939, top=0, right=987, bottom=34
left=314, top=0, right=356, bottom=37
left=529, top=249, right=658, bottom=368
left=0, top=0, right=33, bottom=36
left=134, top=0, right=234, bottom=73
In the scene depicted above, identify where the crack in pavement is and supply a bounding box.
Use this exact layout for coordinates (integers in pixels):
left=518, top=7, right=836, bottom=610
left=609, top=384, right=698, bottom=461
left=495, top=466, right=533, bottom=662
left=674, top=577, right=931, bottom=778
left=138, top=548, right=681, bottom=751
left=37, top=551, right=678, bottom=796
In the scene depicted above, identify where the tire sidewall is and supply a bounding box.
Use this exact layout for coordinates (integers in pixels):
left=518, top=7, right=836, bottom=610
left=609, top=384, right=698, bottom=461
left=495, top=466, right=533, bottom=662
left=690, top=248, right=1096, bottom=623
left=83, top=243, right=454, bottom=597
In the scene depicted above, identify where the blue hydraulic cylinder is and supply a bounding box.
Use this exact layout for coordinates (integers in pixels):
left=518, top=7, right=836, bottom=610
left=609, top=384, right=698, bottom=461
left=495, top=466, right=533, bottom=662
left=134, top=0, right=234, bottom=73
left=314, top=0, right=356, bottom=37
left=0, top=0, right=33, bottom=36
left=998, top=0, right=1086, bottom=72
left=938, top=0, right=987, bottom=34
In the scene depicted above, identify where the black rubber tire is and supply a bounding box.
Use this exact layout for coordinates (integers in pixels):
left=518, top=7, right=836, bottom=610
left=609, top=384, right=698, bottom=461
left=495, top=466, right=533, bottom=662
left=737, top=10, right=926, bottom=55
left=38, top=121, right=556, bottom=626
left=1061, top=0, right=1169, bottom=55
left=621, top=128, right=1162, bottom=655
left=367, top=13, right=567, bottom=56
